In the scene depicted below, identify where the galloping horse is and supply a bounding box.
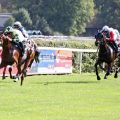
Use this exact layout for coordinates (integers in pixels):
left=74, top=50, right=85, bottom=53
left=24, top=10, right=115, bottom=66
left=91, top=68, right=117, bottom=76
left=19, top=40, right=39, bottom=85
left=95, top=32, right=118, bottom=80
left=0, top=33, right=24, bottom=85
left=0, top=33, right=39, bottom=85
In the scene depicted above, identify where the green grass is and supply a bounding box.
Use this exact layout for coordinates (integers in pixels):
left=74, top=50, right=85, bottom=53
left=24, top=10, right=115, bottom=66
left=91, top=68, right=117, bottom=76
left=0, top=73, right=120, bottom=120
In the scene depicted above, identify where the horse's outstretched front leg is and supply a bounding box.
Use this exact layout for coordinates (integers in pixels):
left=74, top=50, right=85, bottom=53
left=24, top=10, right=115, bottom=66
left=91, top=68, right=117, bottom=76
left=95, top=61, right=101, bottom=80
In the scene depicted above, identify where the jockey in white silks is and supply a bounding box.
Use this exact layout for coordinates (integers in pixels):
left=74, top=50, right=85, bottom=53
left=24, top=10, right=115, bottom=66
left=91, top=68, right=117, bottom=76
left=13, top=21, right=29, bottom=39
left=13, top=21, right=39, bottom=58
left=13, top=21, right=37, bottom=50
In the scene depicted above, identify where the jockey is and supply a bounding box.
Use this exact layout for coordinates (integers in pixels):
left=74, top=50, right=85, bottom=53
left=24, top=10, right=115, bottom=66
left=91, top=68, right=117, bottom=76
left=114, top=29, right=120, bottom=49
left=101, top=25, right=118, bottom=53
left=13, top=21, right=39, bottom=55
left=13, top=21, right=29, bottom=40
left=114, top=29, right=120, bottom=41
left=4, top=26, right=25, bottom=56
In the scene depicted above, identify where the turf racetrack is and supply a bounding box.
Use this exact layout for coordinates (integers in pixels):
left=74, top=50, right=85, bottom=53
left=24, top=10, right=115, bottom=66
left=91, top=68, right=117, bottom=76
left=0, top=73, right=120, bottom=120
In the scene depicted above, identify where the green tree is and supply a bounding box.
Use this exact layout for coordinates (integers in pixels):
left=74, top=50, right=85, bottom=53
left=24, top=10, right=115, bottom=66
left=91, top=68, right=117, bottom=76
left=4, top=16, right=15, bottom=27
left=41, top=0, right=94, bottom=35
left=13, top=8, right=32, bottom=29
left=0, top=0, right=15, bottom=12
left=9, top=0, right=95, bottom=35
left=94, top=0, right=120, bottom=29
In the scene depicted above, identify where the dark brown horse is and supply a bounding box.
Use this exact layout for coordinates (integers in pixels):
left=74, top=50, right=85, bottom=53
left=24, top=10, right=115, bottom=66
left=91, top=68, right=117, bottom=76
left=95, top=32, right=118, bottom=80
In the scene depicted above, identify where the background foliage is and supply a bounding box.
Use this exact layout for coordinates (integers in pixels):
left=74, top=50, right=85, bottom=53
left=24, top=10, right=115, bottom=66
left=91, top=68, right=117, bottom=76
left=34, top=39, right=97, bottom=73
left=1, top=0, right=120, bottom=34
left=94, top=0, right=120, bottom=29
left=1, top=0, right=94, bottom=35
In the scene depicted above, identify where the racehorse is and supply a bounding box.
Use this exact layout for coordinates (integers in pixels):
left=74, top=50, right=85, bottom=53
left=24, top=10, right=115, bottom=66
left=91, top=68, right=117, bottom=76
left=2, top=49, right=39, bottom=81
left=0, top=33, right=24, bottom=85
left=0, top=34, right=39, bottom=85
left=18, top=40, right=40, bottom=85
left=95, top=32, right=118, bottom=80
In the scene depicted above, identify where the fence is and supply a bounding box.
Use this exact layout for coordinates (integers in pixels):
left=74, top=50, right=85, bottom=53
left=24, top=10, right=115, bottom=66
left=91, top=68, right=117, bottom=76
left=0, top=47, right=97, bottom=75
left=32, top=47, right=97, bottom=74
left=30, top=35, right=95, bottom=41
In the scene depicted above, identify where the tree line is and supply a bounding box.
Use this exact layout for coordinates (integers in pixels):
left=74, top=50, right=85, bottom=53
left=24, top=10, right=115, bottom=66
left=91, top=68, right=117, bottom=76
left=0, top=0, right=120, bottom=35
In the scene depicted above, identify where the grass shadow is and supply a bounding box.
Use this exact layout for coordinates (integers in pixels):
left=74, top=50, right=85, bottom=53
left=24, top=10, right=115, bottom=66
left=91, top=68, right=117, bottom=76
left=34, top=80, right=98, bottom=85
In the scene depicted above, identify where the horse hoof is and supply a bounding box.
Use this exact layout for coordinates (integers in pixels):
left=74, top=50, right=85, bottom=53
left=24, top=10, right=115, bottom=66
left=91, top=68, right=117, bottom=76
left=12, top=76, right=17, bottom=79
left=97, top=76, right=101, bottom=80
left=114, top=75, right=118, bottom=78
left=2, top=77, right=5, bottom=80
left=13, top=79, right=19, bottom=82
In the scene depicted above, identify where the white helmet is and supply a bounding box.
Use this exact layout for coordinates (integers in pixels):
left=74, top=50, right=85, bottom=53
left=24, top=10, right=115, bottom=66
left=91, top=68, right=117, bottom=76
left=109, top=27, right=114, bottom=32
left=13, top=21, right=22, bottom=28
left=102, top=25, right=109, bottom=31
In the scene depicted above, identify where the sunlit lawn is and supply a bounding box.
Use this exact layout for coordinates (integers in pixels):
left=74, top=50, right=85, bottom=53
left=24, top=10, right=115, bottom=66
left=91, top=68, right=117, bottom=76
left=0, top=73, right=120, bottom=120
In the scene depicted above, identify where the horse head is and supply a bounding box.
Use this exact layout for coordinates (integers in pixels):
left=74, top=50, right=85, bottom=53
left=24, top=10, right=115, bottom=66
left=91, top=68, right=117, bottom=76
left=0, top=33, right=12, bottom=48
left=95, top=32, right=107, bottom=46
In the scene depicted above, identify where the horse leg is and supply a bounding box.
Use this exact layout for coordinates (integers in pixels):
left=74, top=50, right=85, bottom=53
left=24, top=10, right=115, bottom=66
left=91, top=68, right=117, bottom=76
left=114, top=67, right=120, bottom=78
left=0, top=63, right=7, bottom=80
left=2, top=66, right=13, bottom=80
left=95, top=61, right=101, bottom=80
left=8, top=66, right=18, bottom=79
left=13, top=63, right=21, bottom=82
left=2, top=66, right=7, bottom=80
left=8, top=66, right=13, bottom=79
left=20, top=73, right=24, bottom=86
left=20, top=61, right=29, bottom=85
left=104, top=64, right=111, bottom=79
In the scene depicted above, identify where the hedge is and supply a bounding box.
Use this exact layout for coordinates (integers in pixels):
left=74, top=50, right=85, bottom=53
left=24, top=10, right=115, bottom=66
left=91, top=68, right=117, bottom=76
left=34, top=39, right=97, bottom=73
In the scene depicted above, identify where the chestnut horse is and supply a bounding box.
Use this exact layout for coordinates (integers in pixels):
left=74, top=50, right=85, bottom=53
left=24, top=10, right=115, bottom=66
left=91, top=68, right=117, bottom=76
left=95, top=32, right=118, bottom=80
left=19, top=40, right=39, bottom=85
left=0, top=33, right=25, bottom=85
left=0, top=34, right=39, bottom=85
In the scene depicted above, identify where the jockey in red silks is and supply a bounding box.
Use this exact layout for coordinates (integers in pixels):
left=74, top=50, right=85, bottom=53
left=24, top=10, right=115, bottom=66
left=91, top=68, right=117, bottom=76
left=101, top=25, right=118, bottom=53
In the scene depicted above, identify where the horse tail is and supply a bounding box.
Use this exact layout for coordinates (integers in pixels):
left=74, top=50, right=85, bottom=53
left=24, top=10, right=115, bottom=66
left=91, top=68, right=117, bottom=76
left=34, top=50, right=40, bottom=63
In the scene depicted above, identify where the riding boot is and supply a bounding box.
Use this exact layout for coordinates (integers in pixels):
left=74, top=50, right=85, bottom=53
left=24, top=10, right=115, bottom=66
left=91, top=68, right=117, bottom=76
left=19, top=42, right=24, bottom=56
